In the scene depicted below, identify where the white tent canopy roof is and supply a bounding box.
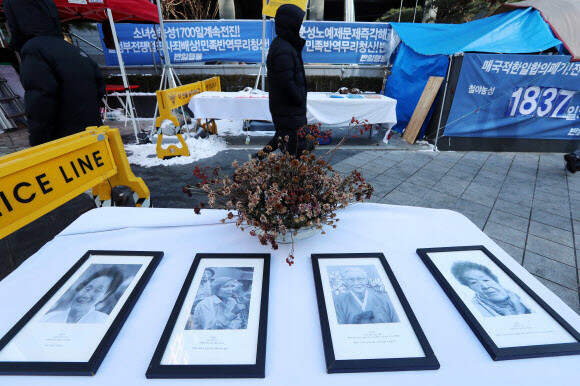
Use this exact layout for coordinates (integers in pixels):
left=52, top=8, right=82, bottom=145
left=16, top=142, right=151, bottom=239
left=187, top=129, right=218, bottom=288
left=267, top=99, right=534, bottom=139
left=495, top=0, right=580, bottom=61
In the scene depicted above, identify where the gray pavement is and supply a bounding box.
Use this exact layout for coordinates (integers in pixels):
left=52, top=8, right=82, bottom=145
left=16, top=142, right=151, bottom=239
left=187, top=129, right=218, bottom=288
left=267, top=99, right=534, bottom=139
left=1, top=126, right=579, bottom=314
left=131, top=147, right=580, bottom=314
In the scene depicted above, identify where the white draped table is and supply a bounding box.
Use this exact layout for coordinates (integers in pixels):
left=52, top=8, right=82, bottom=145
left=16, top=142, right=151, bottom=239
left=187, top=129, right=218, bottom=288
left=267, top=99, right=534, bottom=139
left=188, top=91, right=398, bottom=127
left=0, top=204, right=578, bottom=385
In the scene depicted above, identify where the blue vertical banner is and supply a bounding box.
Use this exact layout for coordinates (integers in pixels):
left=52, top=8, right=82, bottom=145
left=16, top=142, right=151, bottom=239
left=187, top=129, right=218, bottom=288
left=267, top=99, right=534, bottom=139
left=444, top=53, right=580, bottom=140
left=100, top=20, right=270, bottom=66
left=99, top=20, right=395, bottom=66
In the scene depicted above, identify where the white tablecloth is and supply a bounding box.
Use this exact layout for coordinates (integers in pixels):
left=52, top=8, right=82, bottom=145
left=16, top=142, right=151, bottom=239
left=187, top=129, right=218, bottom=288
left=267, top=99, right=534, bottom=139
left=0, top=204, right=578, bottom=385
left=189, top=91, right=398, bottom=127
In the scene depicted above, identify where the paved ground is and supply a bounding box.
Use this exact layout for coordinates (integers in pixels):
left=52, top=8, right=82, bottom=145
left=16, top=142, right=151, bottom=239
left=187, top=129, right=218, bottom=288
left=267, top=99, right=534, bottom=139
left=1, top=126, right=579, bottom=314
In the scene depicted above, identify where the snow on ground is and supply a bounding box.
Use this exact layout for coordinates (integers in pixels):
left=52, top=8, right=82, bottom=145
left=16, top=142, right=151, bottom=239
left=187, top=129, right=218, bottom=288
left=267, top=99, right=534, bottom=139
left=416, top=140, right=436, bottom=151
left=125, top=135, right=228, bottom=167
left=216, top=119, right=274, bottom=137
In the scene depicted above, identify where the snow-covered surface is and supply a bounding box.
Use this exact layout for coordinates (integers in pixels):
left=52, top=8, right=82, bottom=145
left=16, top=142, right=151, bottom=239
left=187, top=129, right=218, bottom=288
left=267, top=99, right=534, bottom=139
left=216, top=119, right=274, bottom=137
left=125, top=135, right=227, bottom=167
left=416, top=140, right=436, bottom=151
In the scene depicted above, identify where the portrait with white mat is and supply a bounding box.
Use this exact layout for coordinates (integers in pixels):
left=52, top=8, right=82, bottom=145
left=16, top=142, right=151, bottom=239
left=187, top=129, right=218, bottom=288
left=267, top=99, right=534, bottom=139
left=0, top=250, right=163, bottom=376
left=146, top=253, right=270, bottom=379
left=312, top=253, right=439, bottom=373
left=417, top=246, right=580, bottom=360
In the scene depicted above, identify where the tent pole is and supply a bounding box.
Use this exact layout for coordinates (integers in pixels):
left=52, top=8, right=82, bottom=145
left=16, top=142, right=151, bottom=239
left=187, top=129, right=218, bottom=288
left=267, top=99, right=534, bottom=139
left=107, top=8, right=140, bottom=143
left=434, top=55, right=453, bottom=151
left=254, top=65, right=262, bottom=90
left=413, top=0, right=418, bottom=23
left=260, top=14, right=266, bottom=91
left=157, top=0, right=176, bottom=88
left=149, top=65, right=166, bottom=141
left=151, top=0, right=184, bottom=139
left=398, top=0, right=403, bottom=22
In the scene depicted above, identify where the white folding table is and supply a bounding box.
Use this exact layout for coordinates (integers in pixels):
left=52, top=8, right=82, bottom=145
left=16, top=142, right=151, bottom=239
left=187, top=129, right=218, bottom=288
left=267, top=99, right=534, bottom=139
left=189, top=91, right=398, bottom=127
left=0, top=204, right=578, bottom=385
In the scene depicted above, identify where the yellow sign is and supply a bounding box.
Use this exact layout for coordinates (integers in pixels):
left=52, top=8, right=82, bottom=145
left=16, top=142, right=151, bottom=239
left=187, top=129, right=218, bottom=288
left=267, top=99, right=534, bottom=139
left=0, top=127, right=150, bottom=239
left=155, top=81, right=203, bottom=128
left=202, top=76, right=221, bottom=92
left=262, top=0, right=307, bottom=17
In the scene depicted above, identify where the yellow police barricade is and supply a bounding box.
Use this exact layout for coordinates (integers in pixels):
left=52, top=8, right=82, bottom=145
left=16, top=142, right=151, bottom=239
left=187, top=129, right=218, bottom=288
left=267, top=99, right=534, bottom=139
left=0, top=126, right=150, bottom=239
left=155, top=77, right=222, bottom=159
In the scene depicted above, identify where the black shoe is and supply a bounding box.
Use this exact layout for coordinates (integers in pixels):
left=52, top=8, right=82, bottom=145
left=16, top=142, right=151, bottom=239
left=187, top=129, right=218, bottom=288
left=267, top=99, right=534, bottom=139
left=564, top=153, right=577, bottom=173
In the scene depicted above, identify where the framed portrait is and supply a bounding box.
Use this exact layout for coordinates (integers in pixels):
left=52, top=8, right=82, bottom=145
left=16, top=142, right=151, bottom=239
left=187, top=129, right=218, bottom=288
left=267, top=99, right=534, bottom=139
left=146, top=253, right=270, bottom=378
left=311, top=253, right=439, bottom=373
left=0, top=250, right=163, bottom=376
left=416, top=245, right=580, bottom=360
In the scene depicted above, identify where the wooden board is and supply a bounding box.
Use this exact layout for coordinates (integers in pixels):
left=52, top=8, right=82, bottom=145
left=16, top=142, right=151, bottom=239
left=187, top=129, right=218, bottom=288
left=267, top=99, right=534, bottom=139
left=402, top=76, right=444, bottom=144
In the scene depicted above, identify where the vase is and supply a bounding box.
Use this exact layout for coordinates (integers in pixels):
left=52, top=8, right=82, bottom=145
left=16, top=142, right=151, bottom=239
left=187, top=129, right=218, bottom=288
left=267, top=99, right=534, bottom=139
left=275, top=226, right=321, bottom=244
left=248, top=225, right=322, bottom=244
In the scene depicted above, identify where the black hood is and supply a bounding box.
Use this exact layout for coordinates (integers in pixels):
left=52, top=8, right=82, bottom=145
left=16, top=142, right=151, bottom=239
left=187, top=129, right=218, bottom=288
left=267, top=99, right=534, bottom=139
left=274, top=4, right=305, bottom=48
left=3, top=0, right=63, bottom=52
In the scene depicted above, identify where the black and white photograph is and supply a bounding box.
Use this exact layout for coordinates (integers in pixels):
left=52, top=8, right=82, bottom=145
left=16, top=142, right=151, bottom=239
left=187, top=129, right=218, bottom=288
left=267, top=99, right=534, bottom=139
left=185, top=267, right=254, bottom=330
left=450, top=261, right=533, bottom=318
left=147, top=254, right=270, bottom=379
left=0, top=250, right=162, bottom=376
left=327, top=265, right=399, bottom=324
left=312, top=253, right=439, bottom=373
left=417, top=246, right=580, bottom=361
left=42, top=264, right=142, bottom=324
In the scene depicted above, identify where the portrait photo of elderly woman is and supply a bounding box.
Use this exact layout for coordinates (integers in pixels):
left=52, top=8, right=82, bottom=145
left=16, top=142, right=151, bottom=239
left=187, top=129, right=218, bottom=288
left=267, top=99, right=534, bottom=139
left=186, top=267, right=254, bottom=330
left=42, top=264, right=141, bottom=324
left=451, top=261, right=533, bottom=318
left=328, top=266, right=399, bottom=325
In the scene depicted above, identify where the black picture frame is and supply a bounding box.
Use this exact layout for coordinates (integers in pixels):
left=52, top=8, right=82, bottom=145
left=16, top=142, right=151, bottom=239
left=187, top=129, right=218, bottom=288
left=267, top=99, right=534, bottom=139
left=146, top=253, right=270, bottom=379
left=311, top=253, right=440, bottom=373
left=416, top=245, right=580, bottom=361
left=0, top=250, right=163, bottom=376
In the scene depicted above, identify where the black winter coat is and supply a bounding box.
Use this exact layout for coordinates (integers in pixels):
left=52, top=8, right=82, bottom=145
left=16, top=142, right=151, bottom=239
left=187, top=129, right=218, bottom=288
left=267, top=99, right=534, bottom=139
left=267, top=4, right=307, bottom=130
left=4, top=0, right=105, bottom=146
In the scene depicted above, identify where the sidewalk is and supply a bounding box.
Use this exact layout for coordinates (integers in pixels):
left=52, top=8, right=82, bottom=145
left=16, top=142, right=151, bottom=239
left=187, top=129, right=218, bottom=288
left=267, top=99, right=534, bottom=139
left=1, top=126, right=578, bottom=314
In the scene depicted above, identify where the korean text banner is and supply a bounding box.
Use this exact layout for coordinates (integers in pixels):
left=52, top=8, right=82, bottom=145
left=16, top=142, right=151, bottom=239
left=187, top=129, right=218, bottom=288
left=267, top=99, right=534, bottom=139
left=99, top=20, right=270, bottom=66
left=299, top=21, right=395, bottom=65
left=444, top=53, right=580, bottom=140
left=99, top=20, right=395, bottom=66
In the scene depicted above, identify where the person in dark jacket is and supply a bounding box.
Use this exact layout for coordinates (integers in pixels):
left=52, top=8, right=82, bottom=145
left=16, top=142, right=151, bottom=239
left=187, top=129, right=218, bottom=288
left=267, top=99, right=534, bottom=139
left=258, top=4, right=307, bottom=158
left=4, top=0, right=106, bottom=146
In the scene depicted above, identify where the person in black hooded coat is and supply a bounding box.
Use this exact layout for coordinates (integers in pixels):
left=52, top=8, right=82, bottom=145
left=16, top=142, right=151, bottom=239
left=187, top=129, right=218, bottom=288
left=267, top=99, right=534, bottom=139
left=258, top=4, right=308, bottom=158
left=4, top=0, right=105, bottom=146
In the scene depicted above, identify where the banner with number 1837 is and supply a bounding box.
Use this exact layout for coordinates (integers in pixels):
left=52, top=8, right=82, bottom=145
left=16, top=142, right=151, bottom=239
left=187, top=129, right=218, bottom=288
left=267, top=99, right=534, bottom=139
left=445, top=53, right=580, bottom=140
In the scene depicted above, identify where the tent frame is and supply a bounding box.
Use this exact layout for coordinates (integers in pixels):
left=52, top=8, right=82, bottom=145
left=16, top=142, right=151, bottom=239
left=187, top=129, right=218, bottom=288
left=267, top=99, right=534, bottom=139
left=149, top=0, right=186, bottom=141
left=0, top=0, right=159, bottom=144
left=106, top=8, right=140, bottom=143
left=434, top=55, right=453, bottom=150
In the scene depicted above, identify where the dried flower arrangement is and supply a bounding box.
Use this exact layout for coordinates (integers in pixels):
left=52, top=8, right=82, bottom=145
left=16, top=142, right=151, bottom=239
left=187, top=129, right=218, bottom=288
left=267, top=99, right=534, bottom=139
left=183, top=119, right=375, bottom=265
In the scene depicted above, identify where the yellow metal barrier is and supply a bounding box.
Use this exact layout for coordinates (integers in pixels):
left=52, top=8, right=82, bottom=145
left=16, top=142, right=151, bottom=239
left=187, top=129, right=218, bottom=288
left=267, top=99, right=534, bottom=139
left=202, top=76, right=221, bottom=92
left=0, top=126, right=150, bottom=239
left=154, top=81, right=204, bottom=128
left=154, top=77, right=221, bottom=159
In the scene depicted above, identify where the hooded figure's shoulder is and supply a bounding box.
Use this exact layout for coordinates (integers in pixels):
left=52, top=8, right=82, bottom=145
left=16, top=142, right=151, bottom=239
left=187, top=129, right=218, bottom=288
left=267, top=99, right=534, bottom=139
left=4, top=0, right=63, bottom=52
left=21, top=36, right=68, bottom=57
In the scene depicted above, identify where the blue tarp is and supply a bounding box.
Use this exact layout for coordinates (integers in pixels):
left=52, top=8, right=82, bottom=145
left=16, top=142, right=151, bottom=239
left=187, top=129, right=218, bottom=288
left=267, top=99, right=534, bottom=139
left=384, top=8, right=564, bottom=139
left=389, top=8, right=562, bottom=56
left=385, top=44, right=448, bottom=136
